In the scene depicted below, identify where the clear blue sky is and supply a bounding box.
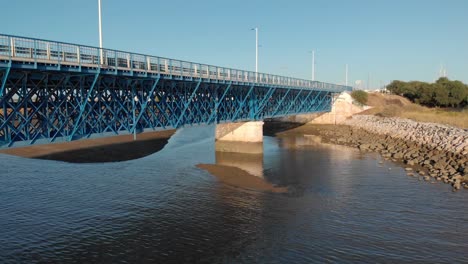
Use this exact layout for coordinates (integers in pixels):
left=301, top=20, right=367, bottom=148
left=1, top=0, right=467, bottom=86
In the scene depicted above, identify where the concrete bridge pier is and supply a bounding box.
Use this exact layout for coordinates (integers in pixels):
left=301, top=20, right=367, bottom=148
left=215, top=121, right=264, bottom=154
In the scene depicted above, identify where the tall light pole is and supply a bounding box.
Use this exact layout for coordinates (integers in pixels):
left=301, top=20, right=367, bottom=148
left=98, top=0, right=103, bottom=64
left=251, top=27, right=258, bottom=81
left=309, top=50, right=316, bottom=81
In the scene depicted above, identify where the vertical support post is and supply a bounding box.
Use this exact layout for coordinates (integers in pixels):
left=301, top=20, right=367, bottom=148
left=180, top=60, right=183, bottom=77
left=77, top=46, right=81, bottom=65
left=10, top=37, right=15, bottom=58
left=57, top=42, right=61, bottom=68
left=157, top=57, right=160, bottom=74
left=33, top=39, right=37, bottom=67
left=0, top=66, right=11, bottom=98
left=114, top=51, right=118, bottom=70
left=169, top=59, right=174, bottom=76
left=47, top=42, right=50, bottom=60
left=127, top=54, right=130, bottom=69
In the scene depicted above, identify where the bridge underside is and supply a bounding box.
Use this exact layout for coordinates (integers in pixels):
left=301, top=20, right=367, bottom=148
left=0, top=68, right=333, bottom=147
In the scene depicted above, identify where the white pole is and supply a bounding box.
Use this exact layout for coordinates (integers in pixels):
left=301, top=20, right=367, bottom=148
left=255, top=27, right=258, bottom=82
left=251, top=27, right=259, bottom=82
left=98, top=0, right=103, bottom=64
left=312, top=50, right=315, bottom=81
left=255, top=27, right=258, bottom=73
left=345, top=64, right=348, bottom=86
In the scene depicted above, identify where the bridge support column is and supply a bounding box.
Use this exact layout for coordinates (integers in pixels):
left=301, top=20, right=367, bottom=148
left=215, top=121, right=263, bottom=154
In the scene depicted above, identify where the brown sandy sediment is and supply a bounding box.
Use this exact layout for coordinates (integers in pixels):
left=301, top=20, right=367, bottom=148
left=196, top=164, right=288, bottom=193
left=0, top=130, right=175, bottom=163
left=278, top=120, right=468, bottom=191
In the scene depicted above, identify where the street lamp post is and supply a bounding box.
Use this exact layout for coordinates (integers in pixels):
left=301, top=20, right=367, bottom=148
left=251, top=27, right=258, bottom=81
left=309, top=50, right=315, bottom=81
left=98, top=0, right=103, bottom=64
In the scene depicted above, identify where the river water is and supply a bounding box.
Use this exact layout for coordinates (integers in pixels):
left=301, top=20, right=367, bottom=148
left=0, top=125, right=467, bottom=263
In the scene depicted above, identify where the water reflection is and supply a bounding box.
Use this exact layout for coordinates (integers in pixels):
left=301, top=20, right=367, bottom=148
left=0, top=126, right=467, bottom=263
left=215, top=151, right=264, bottom=178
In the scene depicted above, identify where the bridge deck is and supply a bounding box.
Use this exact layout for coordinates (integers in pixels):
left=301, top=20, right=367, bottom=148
left=0, top=34, right=351, bottom=147
left=0, top=34, right=350, bottom=92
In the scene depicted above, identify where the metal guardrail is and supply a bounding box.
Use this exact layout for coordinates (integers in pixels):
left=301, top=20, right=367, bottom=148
left=0, top=34, right=351, bottom=92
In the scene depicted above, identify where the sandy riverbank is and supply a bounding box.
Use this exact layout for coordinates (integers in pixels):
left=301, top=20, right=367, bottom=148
left=0, top=130, right=175, bottom=163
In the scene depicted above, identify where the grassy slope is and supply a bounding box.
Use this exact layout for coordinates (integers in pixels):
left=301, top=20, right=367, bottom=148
left=360, top=93, right=468, bottom=129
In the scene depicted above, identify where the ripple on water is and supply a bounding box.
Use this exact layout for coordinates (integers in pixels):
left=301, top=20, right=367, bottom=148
left=0, top=127, right=467, bottom=263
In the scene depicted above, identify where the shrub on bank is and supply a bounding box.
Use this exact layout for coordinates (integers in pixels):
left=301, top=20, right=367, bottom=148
left=351, top=90, right=368, bottom=105
left=386, top=77, right=468, bottom=108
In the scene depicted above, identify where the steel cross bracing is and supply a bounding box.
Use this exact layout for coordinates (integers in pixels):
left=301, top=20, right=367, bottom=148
left=0, top=34, right=349, bottom=147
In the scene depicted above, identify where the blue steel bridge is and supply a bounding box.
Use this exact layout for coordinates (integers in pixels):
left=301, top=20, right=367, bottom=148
left=0, top=34, right=351, bottom=147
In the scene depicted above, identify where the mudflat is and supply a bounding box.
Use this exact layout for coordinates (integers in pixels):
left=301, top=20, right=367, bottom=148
left=0, top=130, right=176, bottom=163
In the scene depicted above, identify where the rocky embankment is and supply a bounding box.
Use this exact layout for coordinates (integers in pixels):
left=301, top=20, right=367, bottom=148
left=292, top=115, right=468, bottom=191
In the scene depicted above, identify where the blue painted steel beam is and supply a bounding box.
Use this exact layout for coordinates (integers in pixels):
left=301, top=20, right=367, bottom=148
left=68, top=72, right=100, bottom=141
left=0, top=68, right=341, bottom=147
left=230, top=84, right=255, bottom=122
left=207, top=83, right=231, bottom=124
left=0, top=66, right=11, bottom=97
left=132, top=77, right=160, bottom=134
left=174, top=80, right=202, bottom=128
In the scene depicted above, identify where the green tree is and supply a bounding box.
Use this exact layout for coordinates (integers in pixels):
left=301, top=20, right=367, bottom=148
left=415, top=83, right=435, bottom=106
left=388, top=77, right=468, bottom=108
left=433, top=83, right=450, bottom=106
left=447, top=81, right=467, bottom=107
left=387, top=80, right=406, bottom=95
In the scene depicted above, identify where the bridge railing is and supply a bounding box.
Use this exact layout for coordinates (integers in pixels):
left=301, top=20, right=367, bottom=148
left=0, top=34, right=352, bottom=92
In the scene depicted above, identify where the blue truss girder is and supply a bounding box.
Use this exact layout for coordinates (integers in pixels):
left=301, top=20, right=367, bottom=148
left=0, top=68, right=342, bottom=147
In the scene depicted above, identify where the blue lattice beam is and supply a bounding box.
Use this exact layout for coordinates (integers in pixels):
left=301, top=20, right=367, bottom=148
left=0, top=33, right=350, bottom=148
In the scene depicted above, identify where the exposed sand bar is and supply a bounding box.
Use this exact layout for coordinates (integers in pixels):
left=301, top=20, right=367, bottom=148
left=0, top=130, right=175, bottom=163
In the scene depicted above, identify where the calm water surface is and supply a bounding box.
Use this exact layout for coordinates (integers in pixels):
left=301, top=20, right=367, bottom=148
left=0, top=125, right=467, bottom=263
